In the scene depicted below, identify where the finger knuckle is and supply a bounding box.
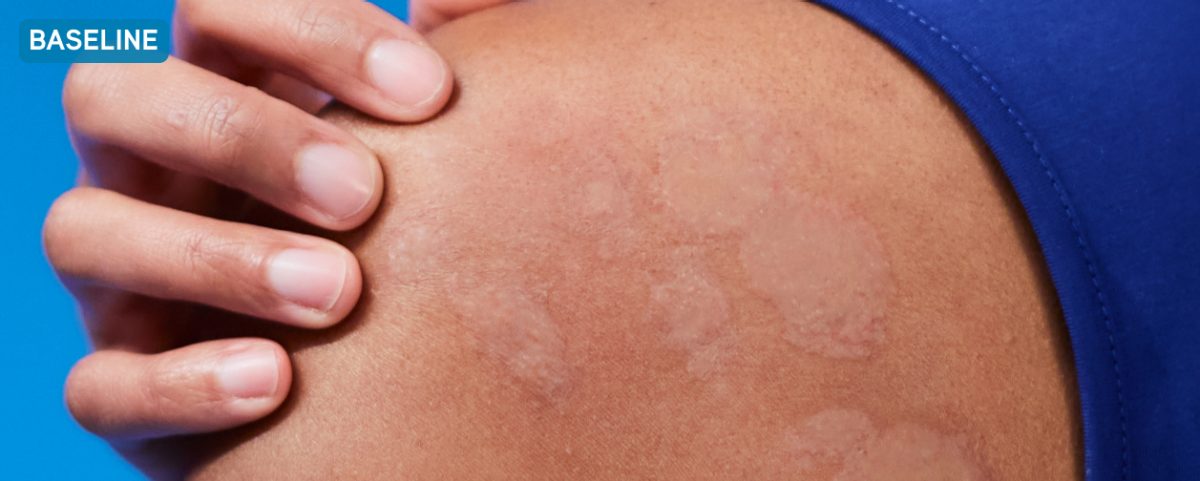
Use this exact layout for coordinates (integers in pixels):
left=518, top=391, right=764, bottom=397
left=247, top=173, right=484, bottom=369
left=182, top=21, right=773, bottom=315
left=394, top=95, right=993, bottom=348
left=178, top=228, right=253, bottom=284
left=284, top=1, right=356, bottom=66
left=294, top=1, right=338, bottom=42
left=180, top=229, right=214, bottom=273
left=194, top=86, right=265, bottom=169
left=143, top=356, right=223, bottom=415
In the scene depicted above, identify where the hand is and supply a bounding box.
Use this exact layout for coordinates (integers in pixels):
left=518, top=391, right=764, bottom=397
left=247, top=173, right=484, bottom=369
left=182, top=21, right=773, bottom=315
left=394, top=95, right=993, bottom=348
left=45, top=0, right=510, bottom=464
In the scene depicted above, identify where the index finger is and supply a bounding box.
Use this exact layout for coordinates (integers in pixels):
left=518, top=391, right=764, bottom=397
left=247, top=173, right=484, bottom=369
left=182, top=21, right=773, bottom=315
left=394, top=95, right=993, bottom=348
left=176, top=0, right=453, bottom=122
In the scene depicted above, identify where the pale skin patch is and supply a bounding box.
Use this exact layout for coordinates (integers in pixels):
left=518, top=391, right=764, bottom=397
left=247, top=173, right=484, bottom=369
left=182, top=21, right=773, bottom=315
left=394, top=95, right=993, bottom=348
left=573, top=167, right=643, bottom=261
left=449, top=275, right=570, bottom=401
left=654, top=108, right=784, bottom=236
left=786, top=408, right=876, bottom=472
left=385, top=105, right=890, bottom=399
left=738, top=192, right=889, bottom=359
left=385, top=219, right=572, bottom=402
left=651, top=107, right=890, bottom=360
left=379, top=136, right=584, bottom=403
left=385, top=222, right=451, bottom=286
left=647, top=247, right=733, bottom=379
left=787, top=409, right=987, bottom=481
left=836, top=423, right=987, bottom=481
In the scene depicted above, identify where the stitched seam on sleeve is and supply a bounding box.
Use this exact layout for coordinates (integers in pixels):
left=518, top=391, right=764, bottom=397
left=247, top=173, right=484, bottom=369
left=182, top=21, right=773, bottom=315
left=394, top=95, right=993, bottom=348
left=876, top=1, right=1131, bottom=479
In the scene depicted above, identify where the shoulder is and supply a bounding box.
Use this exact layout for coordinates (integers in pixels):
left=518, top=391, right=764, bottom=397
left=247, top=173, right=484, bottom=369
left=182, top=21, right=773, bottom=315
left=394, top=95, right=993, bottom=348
left=194, top=1, right=1081, bottom=479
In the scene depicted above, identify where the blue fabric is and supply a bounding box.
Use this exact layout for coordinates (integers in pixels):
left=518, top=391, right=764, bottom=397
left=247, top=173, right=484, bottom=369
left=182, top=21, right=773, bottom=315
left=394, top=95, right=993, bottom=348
left=805, top=1, right=1200, bottom=480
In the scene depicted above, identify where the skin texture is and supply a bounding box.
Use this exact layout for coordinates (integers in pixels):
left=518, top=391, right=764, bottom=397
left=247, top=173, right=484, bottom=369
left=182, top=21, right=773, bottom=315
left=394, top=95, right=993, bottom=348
left=139, top=0, right=1081, bottom=479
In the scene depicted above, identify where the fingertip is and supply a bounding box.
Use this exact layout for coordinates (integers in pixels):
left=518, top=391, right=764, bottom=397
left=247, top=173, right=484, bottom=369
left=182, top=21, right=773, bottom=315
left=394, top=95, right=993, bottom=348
left=267, top=243, right=363, bottom=329
left=215, top=340, right=293, bottom=419
left=360, top=37, right=455, bottom=122
left=327, top=244, right=365, bottom=325
left=293, top=141, right=385, bottom=231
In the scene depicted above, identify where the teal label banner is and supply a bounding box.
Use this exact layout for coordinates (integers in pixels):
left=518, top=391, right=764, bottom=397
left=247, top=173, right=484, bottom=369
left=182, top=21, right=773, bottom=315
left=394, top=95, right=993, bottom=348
left=20, top=19, right=170, bottom=63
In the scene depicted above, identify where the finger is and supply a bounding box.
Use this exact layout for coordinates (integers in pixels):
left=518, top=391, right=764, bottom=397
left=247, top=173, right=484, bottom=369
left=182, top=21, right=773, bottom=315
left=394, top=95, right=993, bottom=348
left=65, top=339, right=291, bottom=440
left=63, top=58, right=383, bottom=231
left=44, top=188, right=361, bottom=329
left=410, top=0, right=512, bottom=32
left=176, top=0, right=453, bottom=122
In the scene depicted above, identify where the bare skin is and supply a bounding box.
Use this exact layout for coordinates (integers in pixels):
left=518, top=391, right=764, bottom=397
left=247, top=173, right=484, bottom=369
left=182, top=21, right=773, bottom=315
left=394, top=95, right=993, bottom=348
left=125, top=0, right=1080, bottom=479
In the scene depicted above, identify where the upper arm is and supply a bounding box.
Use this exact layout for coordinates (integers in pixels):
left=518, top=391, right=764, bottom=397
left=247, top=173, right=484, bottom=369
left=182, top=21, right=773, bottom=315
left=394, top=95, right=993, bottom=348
left=180, top=1, right=1079, bottom=479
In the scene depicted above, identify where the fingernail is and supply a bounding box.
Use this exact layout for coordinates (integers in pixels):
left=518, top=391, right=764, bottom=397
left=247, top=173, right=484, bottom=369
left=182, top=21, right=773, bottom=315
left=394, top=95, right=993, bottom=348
left=266, top=248, right=347, bottom=312
left=216, top=347, right=279, bottom=399
left=295, top=143, right=375, bottom=221
left=366, top=39, right=447, bottom=108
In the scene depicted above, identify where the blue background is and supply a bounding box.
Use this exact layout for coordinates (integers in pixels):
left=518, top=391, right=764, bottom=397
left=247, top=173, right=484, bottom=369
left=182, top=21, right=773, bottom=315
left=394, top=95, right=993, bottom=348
left=1, top=1, right=407, bottom=479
